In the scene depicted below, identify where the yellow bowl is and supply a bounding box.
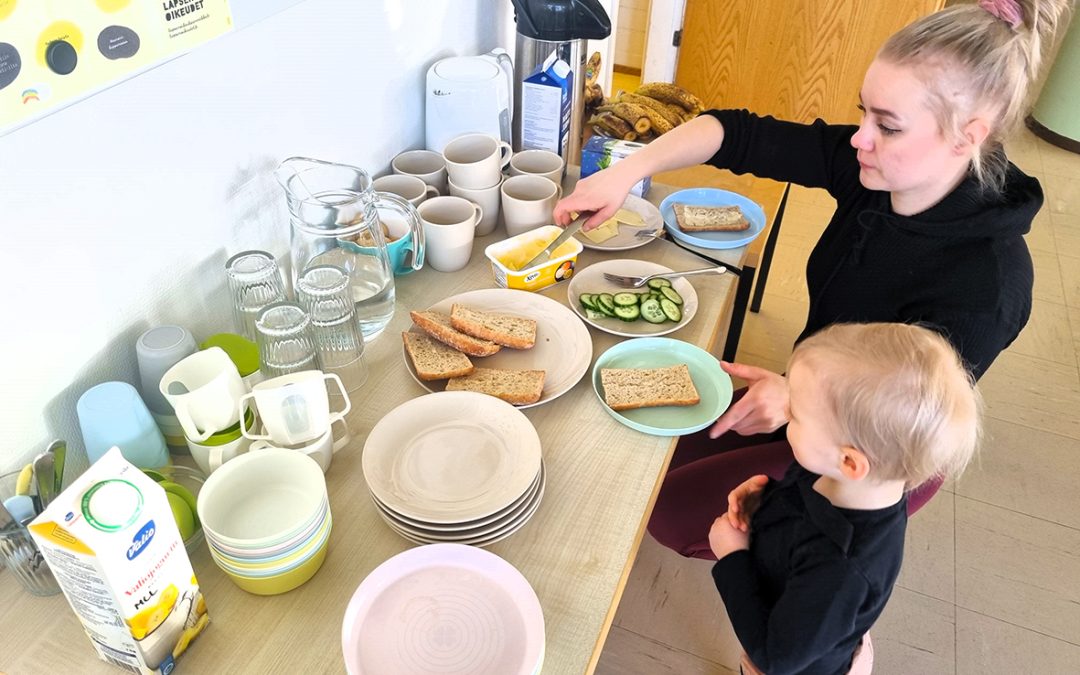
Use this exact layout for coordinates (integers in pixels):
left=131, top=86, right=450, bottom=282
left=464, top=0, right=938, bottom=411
left=485, top=225, right=582, bottom=292
left=219, top=537, right=328, bottom=596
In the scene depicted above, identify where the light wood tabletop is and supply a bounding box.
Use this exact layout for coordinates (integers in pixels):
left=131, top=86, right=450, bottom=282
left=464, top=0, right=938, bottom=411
left=0, top=173, right=772, bottom=675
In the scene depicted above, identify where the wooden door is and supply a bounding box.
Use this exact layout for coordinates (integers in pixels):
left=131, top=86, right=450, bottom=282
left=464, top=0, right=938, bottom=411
left=674, top=0, right=944, bottom=125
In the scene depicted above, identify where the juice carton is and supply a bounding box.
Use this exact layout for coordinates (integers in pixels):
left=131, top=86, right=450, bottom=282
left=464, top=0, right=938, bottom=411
left=580, top=136, right=652, bottom=197
left=28, top=448, right=209, bottom=674
left=521, top=49, right=574, bottom=156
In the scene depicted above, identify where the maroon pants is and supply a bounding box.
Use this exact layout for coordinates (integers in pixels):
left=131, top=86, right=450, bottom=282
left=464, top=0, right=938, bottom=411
left=647, top=389, right=943, bottom=560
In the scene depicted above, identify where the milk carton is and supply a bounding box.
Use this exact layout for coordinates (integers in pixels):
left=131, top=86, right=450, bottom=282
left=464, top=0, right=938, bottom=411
left=521, top=50, right=574, bottom=156
left=28, top=448, right=209, bottom=674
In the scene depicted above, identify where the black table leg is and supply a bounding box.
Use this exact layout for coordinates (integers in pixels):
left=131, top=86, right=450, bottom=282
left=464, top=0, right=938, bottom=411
left=750, top=182, right=791, bottom=314
left=723, top=264, right=756, bottom=362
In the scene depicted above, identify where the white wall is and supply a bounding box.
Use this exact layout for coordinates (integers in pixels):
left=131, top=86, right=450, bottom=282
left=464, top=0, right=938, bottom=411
left=0, top=0, right=514, bottom=477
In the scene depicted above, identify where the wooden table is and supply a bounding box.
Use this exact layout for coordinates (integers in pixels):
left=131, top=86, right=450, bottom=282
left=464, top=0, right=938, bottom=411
left=0, top=173, right=780, bottom=675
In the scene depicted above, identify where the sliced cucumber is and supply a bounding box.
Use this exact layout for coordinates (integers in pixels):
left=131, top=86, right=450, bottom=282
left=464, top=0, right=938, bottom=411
left=660, top=297, right=682, bottom=322
left=597, top=293, right=616, bottom=316
left=579, top=293, right=597, bottom=311
left=613, top=304, right=641, bottom=322
left=613, top=292, right=638, bottom=307
left=640, top=298, right=667, bottom=323
left=647, top=277, right=672, bottom=290
left=585, top=308, right=608, bottom=321
left=659, top=285, right=683, bottom=305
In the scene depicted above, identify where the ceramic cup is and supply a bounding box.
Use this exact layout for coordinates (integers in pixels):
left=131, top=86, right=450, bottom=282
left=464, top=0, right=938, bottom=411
left=509, top=149, right=565, bottom=185
left=250, top=417, right=349, bottom=474
left=159, top=347, right=247, bottom=442
left=448, top=175, right=503, bottom=237
left=501, top=174, right=564, bottom=238
left=417, top=196, right=484, bottom=272
left=392, top=149, right=447, bottom=194
left=239, top=370, right=350, bottom=447
left=186, top=408, right=256, bottom=475
left=442, top=133, right=512, bottom=190
left=373, top=175, right=439, bottom=207
left=366, top=210, right=422, bottom=276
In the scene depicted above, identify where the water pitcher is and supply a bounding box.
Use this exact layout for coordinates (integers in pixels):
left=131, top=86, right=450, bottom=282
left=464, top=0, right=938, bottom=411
left=275, top=157, right=425, bottom=340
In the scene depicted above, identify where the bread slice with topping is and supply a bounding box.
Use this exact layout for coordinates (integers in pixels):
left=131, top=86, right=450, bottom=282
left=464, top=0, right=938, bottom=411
left=449, top=304, right=537, bottom=350
left=445, top=368, right=546, bottom=405
left=410, top=311, right=502, bottom=357
left=403, top=332, right=474, bottom=381
left=673, top=203, right=749, bottom=232
left=600, top=364, right=700, bottom=411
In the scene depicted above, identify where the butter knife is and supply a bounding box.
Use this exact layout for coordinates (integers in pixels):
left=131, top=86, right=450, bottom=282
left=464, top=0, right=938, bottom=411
left=520, top=212, right=592, bottom=271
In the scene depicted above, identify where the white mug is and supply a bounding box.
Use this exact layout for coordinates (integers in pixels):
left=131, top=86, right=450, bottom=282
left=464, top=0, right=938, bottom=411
left=442, top=133, right=512, bottom=190
left=418, top=196, right=484, bottom=272
left=188, top=431, right=253, bottom=475
left=239, top=370, right=350, bottom=447
left=501, top=175, right=564, bottom=238
left=509, top=149, right=565, bottom=186
left=448, top=175, right=503, bottom=237
left=159, top=347, right=247, bottom=442
left=373, top=174, right=440, bottom=207
left=250, top=417, right=349, bottom=474
left=392, top=150, right=447, bottom=194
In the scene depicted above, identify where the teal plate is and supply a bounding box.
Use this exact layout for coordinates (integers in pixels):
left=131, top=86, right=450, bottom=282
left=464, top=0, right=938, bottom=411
left=592, top=337, right=733, bottom=436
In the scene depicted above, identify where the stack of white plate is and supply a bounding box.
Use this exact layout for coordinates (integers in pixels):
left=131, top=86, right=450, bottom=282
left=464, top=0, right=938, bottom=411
left=342, top=543, right=545, bottom=675
left=362, top=391, right=544, bottom=547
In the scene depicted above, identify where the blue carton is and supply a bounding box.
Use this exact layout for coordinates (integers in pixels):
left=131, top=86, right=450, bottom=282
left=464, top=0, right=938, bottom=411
left=580, top=136, right=652, bottom=197
left=521, top=51, right=573, bottom=156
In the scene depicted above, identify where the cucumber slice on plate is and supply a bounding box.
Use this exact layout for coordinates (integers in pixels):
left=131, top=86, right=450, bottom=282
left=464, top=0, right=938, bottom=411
left=613, top=304, right=641, bottom=322
left=640, top=298, right=667, bottom=323
left=597, top=293, right=616, bottom=316
left=660, top=297, right=682, bottom=322
left=613, top=292, right=638, bottom=307
left=659, top=285, right=683, bottom=305
left=579, top=293, right=597, bottom=311
left=585, top=308, right=608, bottom=321
left=647, top=277, right=672, bottom=290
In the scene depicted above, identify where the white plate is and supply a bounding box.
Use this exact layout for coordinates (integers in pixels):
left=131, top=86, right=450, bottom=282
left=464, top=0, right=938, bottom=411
left=362, top=391, right=543, bottom=524
left=567, top=259, right=699, bottom=338
left=574, top=193, right=664, bottom=251
left=404, top=288, right=593, bottom=408
left=342, top=543, right=545, bottom=675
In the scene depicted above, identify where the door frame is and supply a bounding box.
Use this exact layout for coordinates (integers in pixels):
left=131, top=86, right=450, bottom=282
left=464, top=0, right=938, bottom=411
left=642, top=0, right=686, bottom=82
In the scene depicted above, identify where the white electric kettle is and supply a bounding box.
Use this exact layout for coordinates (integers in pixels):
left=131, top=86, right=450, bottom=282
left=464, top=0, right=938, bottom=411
left=425, top=48, right=513, bottom=153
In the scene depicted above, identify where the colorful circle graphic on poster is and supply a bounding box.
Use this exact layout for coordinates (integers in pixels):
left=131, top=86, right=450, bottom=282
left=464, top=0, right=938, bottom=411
left=0, top=43, right=20, bottom=90
left=95, top=0, right=133, bottom=12
left=37, top=21, right=84, bottom=66
left=98, top=25, right=140, bottom=60
left=0, top=0, right=17, bottom=22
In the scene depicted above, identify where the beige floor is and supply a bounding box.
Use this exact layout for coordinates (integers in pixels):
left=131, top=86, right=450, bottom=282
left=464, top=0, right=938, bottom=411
left=596, top=128, right=1080, bottom=674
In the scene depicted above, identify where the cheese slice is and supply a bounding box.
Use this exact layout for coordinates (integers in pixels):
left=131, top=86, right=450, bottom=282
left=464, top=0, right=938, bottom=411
left=614, top=208, right=646, bottom=228
left=581, top=208, right=647, bottom=244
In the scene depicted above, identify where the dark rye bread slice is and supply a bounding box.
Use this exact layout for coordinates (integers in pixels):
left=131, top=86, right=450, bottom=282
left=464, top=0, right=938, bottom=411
left=410, top=311, right=501, bottom=357
left=445, top=368, right=546, bottom=406
left=449, top=304, right=537, bottom=350
left=600, top=364, right=700, bottom=411
left=672, top=203, right=750, bottom=232
left=402, top=332, right=474, bottom=381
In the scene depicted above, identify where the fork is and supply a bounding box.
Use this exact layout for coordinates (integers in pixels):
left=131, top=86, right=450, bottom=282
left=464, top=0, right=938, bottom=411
left=602, top=265, right=729, bottom=288
left=634, top=229, right=663, bottom=240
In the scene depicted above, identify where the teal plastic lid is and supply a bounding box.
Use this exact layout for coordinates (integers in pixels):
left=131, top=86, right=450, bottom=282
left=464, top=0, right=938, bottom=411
left=201, top=333, right=260, bottom=377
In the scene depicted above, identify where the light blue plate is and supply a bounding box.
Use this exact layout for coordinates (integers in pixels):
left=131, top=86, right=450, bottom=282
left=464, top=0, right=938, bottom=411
left=659, top=188, right=766, bottom=250
left=592, top=337, right=733, bottom=437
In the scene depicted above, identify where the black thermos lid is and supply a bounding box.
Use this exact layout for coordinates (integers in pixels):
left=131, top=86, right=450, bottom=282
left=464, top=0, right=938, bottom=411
left=510, top=0, right=612, bottom=41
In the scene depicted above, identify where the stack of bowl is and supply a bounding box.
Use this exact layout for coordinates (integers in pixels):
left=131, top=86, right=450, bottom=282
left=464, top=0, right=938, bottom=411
left=196, top=448, right=331, bottom=596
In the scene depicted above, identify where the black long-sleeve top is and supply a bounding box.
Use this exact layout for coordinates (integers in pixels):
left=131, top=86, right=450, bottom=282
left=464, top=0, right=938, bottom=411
left=712, top=464, right=907, bottom=674
left=703, top=109, right=1042, bottom=380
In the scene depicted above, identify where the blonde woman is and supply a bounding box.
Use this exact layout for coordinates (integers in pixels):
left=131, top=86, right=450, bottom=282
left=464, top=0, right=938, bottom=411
left=555, top=0, right=1070, bottom=525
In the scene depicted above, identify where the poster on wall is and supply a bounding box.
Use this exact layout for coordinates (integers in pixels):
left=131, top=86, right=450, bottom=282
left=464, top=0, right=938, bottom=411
left=0, top=0, right=234, bottom=135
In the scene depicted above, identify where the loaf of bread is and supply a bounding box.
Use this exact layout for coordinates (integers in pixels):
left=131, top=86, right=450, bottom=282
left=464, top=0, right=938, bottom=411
left=402, top=332, right=474, bottom=381
left=600, top=364, right=700, bottom=411
left=445, top=368, right=546, bottom=405
left=672, top=204, right=749, bottom=232
left=410, top=311, right=502, bottom=357
left=450, top=304, right=537, bottom=350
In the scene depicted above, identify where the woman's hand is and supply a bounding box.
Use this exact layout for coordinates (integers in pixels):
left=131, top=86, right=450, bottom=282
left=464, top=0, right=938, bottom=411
left=552, top=163, right=639, bottom=230
left=709, top=512, right=750, bottom=559
left=709, top=362, right=789, bottom=438
left=726, top=475, right=770, bottom=532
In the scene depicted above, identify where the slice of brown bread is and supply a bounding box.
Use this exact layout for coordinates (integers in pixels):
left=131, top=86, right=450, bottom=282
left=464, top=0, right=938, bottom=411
left=449, top=304, right=537, bottom=350
left=445, top=368, right=546, bottom=405
left=600, top=364, right=700, bottom=411
left=402, top=332, right=474, bottom=381
left=410, top=311, right=502, bottom=357
left=673, top=203, right=750, bottom=232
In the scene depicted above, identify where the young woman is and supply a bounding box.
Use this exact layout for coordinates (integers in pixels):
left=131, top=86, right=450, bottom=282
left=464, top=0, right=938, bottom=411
left=553, top=0, right=1070, bottom=554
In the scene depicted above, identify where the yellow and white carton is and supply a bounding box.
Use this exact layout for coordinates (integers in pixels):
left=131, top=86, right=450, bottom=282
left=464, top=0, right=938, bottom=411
left=28, top=448, right=209, bottom=674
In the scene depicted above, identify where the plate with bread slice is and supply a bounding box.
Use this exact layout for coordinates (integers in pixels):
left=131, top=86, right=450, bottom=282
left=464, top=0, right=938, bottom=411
left=402, top=288, right=592, bottom=408
left=574, top=194, right=664, bottom=251
left=658, top=188, right=766, bottom=250
left=568, top=259, right=699, bottom=338
left=592, top=337, right=733, bottom=436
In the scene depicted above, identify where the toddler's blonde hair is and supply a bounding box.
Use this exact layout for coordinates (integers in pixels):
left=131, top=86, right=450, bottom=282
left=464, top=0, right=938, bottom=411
left=789, top=323, right=981, bottom=489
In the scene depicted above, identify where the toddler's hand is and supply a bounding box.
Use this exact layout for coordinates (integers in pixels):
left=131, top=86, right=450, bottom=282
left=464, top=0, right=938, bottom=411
left=709, top=512, right=750, bottom=559
left=727, top=474, right=769, bottom=532
left=709, top=362, right=789, bottom=438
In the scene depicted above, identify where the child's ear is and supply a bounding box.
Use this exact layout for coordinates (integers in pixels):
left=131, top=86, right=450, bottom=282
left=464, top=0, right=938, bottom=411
left=839, top=446, right=871, bottom=481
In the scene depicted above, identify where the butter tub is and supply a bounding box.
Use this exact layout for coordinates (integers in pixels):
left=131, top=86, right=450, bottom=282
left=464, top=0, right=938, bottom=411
left=485, top=225, right=583, bottom=292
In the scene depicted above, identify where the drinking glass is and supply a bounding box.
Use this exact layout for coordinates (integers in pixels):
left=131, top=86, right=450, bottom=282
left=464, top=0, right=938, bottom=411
left=1, top=470, right=61, bottom=596
left=226, top=251, right=287, bottom=341
left=255, top=302, right=317, bottom=379
left=296, top=265, right=367, bottom=393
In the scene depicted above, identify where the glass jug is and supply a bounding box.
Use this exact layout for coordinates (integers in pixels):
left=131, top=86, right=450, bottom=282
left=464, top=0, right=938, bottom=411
left=275, top=157, right=425, bottom=340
